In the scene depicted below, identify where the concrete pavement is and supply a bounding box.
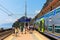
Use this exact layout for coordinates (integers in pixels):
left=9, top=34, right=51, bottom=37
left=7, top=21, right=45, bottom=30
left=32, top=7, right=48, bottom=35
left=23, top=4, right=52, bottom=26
left=4, top=30, right=49, bottom=40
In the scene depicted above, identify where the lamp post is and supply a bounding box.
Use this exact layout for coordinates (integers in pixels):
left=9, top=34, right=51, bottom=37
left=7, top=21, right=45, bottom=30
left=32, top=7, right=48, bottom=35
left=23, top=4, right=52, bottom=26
left=25, top=0, right=27, bottom=18
left=24, top=0, right=27, bottom=34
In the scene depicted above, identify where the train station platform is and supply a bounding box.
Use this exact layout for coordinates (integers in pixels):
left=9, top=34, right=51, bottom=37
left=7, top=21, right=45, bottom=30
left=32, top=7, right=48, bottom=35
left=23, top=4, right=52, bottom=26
left=4, top=30, right=49, bottom=40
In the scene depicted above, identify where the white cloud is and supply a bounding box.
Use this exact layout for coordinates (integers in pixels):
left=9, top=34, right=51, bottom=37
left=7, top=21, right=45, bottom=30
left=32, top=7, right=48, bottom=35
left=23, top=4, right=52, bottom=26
left=33, top=10, right=40, bottom=17
left=35, top=10, right=40, bottom=14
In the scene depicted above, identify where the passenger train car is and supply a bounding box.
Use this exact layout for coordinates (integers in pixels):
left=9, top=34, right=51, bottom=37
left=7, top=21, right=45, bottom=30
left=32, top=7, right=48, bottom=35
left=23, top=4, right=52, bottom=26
left=34, top=6, right=60, bottom=39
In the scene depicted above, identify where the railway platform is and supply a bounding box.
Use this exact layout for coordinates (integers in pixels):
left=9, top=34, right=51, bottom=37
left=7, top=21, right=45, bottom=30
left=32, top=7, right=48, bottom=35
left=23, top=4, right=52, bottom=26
left=4, top=30, right=49, bottom=40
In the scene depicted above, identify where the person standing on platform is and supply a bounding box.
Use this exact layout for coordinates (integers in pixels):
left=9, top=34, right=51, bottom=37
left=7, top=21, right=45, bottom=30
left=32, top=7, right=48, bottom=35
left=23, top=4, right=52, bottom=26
left=15, top=27, right=18, bottom=37
left=29, top=24, right=33, bottom=33
left=20, top=25, right=24, bottom=34
left=24, top=23, right=28, bottom=34
left=24, top=26, right=27, bottom=34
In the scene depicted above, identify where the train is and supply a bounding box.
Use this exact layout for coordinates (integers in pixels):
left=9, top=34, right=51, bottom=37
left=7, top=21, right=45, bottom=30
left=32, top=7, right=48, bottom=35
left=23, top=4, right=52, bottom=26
left=34, top=6, right=60, bottom=39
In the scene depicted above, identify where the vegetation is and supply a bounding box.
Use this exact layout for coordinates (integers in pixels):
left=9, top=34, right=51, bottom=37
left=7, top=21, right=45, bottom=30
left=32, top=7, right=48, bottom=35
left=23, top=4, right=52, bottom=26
left=12, top=21, right=20, bottom=28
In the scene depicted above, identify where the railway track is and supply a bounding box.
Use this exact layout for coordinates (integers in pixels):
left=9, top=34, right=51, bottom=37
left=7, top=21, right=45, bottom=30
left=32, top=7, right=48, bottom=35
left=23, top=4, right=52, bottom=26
left=0, top=29, right=14, bottom=40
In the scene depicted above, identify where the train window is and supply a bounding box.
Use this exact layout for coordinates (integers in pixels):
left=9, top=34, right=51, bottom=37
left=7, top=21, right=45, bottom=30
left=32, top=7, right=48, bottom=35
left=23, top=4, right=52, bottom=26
left=48, top=26, right=52, bottom=31
left=55, top=26, right=60, bottom=33
left=55, top=29, right=60, bottom=33
left=55, top=26, right=60, bottom=28
left=49, top=26, right=52, bottom=27
left=48, top=28, right=52, bottom=31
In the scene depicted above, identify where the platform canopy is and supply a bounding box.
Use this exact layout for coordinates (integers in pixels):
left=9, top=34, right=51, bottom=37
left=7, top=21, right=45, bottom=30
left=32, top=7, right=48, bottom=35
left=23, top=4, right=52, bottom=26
left=18, top=16, right=31, bottom=23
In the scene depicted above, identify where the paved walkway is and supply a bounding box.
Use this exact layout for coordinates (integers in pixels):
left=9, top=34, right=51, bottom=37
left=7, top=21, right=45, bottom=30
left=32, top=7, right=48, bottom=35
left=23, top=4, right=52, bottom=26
left=4, top=30, right=49, bottom=40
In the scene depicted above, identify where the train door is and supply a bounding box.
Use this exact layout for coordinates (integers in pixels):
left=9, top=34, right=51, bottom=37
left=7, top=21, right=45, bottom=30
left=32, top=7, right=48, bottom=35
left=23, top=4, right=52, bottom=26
left=40, top=21, right=42, bottom=31
left=40, top=18, right=45, bottom=32
left=41, top=19, right=45, bottom=32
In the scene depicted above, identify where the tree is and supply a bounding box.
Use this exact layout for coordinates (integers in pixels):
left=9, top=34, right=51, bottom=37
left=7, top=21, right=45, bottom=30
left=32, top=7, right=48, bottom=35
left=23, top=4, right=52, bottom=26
left=12, top=21, right=20, bottom=28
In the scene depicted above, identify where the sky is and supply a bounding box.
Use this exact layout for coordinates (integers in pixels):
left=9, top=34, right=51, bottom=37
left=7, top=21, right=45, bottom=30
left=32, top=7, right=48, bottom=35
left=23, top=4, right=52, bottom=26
left=0, top=0, right=46, bottom=29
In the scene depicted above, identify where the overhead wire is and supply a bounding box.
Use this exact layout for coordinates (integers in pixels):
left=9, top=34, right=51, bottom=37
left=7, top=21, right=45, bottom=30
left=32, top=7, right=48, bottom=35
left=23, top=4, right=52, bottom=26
left=0, top=1, right=35, bottom=18
left=0, top=8, right=10, bottom=16
left=0, top=2, right=20, bottom=18
left=0, top=4, right=19, bottom=18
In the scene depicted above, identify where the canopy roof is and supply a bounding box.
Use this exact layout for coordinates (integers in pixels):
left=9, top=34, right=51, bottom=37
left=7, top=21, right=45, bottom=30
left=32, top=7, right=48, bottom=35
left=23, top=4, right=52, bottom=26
left=18, top=16, right=31, bottom=23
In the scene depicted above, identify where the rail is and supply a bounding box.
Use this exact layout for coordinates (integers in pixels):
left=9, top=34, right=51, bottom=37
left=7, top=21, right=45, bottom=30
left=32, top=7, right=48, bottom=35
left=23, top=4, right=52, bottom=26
left=0, top=29, right=14, bottom=40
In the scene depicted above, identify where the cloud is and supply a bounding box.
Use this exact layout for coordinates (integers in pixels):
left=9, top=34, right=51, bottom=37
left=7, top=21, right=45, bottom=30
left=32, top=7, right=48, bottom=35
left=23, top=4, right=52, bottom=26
left=35, top=10, right=40, bottom=13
